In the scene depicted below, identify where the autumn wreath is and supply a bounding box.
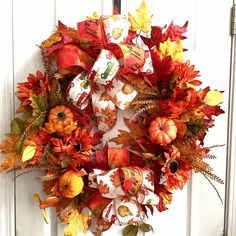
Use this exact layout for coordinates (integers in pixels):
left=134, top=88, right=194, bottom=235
left=0, top=1, right=224, bottom=236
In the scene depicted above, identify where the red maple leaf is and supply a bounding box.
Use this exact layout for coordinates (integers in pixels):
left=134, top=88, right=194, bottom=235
left=202, top=105, right=225, bottom=119
left=141, top=26, right=166, bottom=48
left=164, top=21, right=188, bottom=42
left=141, top=21, right=188, bottom=49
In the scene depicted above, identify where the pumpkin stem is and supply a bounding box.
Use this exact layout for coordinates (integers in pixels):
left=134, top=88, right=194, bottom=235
left=57, top=112, right=66, bottom=121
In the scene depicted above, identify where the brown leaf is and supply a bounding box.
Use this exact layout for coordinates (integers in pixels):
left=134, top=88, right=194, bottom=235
left=124, top=118, right=147, bottom=139
left=110, top=130, right=134, bottom=147
left=41, top=32, right=62, bottom=49
left=122, top=74, right=149, bottom=91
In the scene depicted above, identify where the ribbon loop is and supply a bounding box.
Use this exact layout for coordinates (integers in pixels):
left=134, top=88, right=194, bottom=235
left=88, top=164, right=159, bottom=224
left=67, top=71, right=91, bottom=110
left=102, top=15, right=130, bottom=44
left=89, top=49, right=119, bottom=85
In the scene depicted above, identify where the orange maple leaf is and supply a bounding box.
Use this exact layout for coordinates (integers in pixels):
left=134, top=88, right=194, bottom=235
left=104, top=117, right=117, bottom=129
left=101, top=107, right=116, bottom=117
left=98, top=180, right=110, bottom=194
left=110, top=170, right=121, bottom=187
left=100, top=92, right=111, bottom=101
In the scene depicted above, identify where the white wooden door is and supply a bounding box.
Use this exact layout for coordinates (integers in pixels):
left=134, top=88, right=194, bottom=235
left=0, top=0, right=234, bottom=236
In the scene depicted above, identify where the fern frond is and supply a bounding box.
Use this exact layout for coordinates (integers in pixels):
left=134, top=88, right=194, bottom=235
left=38, top=172, right=60, bottom=181
left=205, top=144, right=225, bottom=149
left=195, top=165, right=224, bottom=184
left=139, top=89, right=158, bottom=96
left=202, top=154, right=217, bottom=159
left=41, top=49, right=55, bottom=78
left=131, top=104, right=156, bottom=120
left=131, top=99, right=156, bottom=106
left=190, top=158, right=213, bottom=172
left=202, top=173, right=223, bottom=204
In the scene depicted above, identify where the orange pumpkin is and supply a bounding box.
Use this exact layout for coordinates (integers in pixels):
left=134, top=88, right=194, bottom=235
left=59, top=171, right=84, bottom=198
left=45, top=105, right=77, bottom=135
left=48, top=105, right=74, bottom=126
left=148, top=117, right=177, bottom=145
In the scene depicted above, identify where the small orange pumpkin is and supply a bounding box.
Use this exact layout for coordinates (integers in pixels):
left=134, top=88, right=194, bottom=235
left=59, top=171, right=84, bottom=198
left=48, top=105, right=74, bottom=126
left=45, top=105, right=77, bottom=135
left=148, top=117, right=177, bottom=145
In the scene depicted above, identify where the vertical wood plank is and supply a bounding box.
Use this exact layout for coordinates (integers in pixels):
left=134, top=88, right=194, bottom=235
left=224, top=28, right=236, bottom=236
left=0, top=1, right=15, bottom=236
left=12, top=0, right=56, bottom=235
left=190, top=0, right=232, bottom=235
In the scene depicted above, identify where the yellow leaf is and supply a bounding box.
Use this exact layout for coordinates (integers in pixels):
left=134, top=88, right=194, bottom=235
left=128, top=0, right=153, bottom=33
left=42, top=209, right=49, bottom=224
left=33, top=193, right=49, bottom=224
left=64, top=209, right=90, bottom=236
left=33, top=193, right=41, bottom=203
left=86, top=11, right=100, bottom=20
left=158, top=38, right=184, bottom=62
left=203, top=90, right=223, bottom=106
left=186, top=82, right=196, bottom=89
left=22, top=145, right=36, bottom=162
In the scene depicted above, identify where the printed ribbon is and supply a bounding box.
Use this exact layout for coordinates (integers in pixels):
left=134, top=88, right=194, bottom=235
left=87, top=165, right=159, bottom=224
left=66, top=15, right=154, bottom=131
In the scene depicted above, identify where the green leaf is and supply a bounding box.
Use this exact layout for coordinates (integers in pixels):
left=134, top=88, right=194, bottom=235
left=139, top=223, right=152, bottom=233
left=28, top=94, right=48, bottom=128
left=11, top=118, right=25, bottom=135
left=30, top=94, right=48, bottom=117
left=123, top=225, right=139, bottom=236
left=15, top=139, right=24, bottom=154
left=22, top=145, right=36, bottom=162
